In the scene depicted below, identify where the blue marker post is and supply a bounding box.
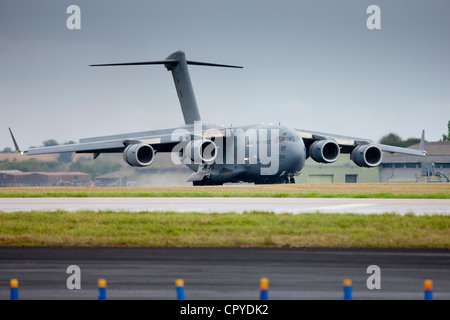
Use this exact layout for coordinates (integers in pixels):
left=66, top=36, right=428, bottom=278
left=175, top=279, right=185, bottom=300
left=98, top=279, right=107, bottom=300
left=260, top=278, right=269, bottom=300
left=424, top=280, right=433, bottom=300
left=343, top=279, right=352, bottom=300
left=10, top=279, right=18, bottom=300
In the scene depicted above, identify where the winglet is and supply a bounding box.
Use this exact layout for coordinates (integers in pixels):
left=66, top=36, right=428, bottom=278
left=420, top=129, right=427, bottom=155
left=8, top=128, right=24, bottom=154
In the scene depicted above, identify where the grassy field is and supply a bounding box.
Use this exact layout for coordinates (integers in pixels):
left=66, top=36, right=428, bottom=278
left=0, top=183, right=449, bottom=198
left=1, top=184, right=448, bottom=248
left=0, top=210, right=448, bottom=248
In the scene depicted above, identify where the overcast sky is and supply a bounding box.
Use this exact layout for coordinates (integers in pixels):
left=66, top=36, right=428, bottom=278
left=1, top=0, right=449, bottom=150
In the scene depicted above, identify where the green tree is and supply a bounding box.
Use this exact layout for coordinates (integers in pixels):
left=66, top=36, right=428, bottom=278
left=43, top=139, right=58, bottom=147
left=442, top=121, right=450, bottom=141
left=69, top=161, right=97, bottom=178
left=0, top=159, right=62, bottom=172
left=58, top=152, right=74, bottom=163
left=69, top=159, right=122, bottom=179
left=57, top=142, right=75, bottom=163
left=379, top=133, right=403, bottom=147
left=379, top=133, right=421, bottom=148
left=93, top=159, right=122, bottom=175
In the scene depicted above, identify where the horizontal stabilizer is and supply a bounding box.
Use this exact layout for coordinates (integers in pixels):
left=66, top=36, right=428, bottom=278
left=90, top=60, right=178, bottom=67
left=186, top=61, right=243, bottom=68
left=90, top=60, right=242, bottom=69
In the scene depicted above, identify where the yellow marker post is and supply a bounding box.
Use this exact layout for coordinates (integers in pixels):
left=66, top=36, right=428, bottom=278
left=10, top=279, right=19, bottom=300
left=98, top=279, right=107, bottom=300
left=260, top=277, right=269, bottom=300
left=343, top=279, right=352, bottom=300
left=424, top=279, right=433, bottom=300
left=175, top=279, right=185, bottom=300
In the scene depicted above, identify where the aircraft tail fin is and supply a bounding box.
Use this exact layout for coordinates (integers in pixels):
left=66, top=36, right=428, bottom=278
left=419, top=129, right=426, bottom=154
left=91, top=51, right=242, bottom=125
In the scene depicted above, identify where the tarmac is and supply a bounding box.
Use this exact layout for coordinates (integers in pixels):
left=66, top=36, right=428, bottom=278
left=1, top=197, right=448, bottom=301
left=1, top=247, right=449, bottom=300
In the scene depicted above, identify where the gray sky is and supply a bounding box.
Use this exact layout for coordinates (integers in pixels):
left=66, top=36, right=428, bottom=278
left=1, top=0, right=449, bottom=150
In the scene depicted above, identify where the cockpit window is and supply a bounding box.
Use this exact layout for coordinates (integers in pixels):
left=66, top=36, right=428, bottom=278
left=275, top=135, right=300, bottom=143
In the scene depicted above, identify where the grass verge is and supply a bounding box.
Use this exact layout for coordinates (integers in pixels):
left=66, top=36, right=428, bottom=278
left=0, top=210, right=448, bottom=248
left=0, top=183, right=449, bottom=199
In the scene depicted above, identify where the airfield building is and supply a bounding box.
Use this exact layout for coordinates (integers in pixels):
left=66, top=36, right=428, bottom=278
left=0, top=171, right=91, bottom=187
left=380, top=141, right=450, bottom=182
left=295, top=141, right=450, bottom=184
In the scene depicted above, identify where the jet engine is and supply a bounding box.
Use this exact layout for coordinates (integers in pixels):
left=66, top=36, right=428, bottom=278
left=351, top=144, right=383, bottom=167
left=186, top=139, right=217, bottom=164
left=123, top=143, right=155, bottom=167
left=309, top=140, right=340, bottom=163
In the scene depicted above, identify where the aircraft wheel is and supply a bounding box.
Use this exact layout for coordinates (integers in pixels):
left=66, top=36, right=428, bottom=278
left=193, top=176, right=215, bottom=186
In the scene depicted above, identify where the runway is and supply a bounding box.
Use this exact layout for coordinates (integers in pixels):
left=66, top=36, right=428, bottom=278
left=0, top=247, right=448, bottom=300
left=1, top=198, right=448, bottom=301
left=0, top=197, right=449, bottom=215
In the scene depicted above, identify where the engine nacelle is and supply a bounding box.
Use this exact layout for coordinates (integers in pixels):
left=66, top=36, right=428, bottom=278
left=351, top=144, right=383, bottom=167
left=123, top=143, right=155, bottom=167
left=309, top=140, right=340, bottom=163
left=186, top=139, right=217, bottom=164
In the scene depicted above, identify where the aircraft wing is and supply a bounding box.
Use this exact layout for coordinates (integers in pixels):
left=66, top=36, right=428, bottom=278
left=295, top=129, right=426, bottom=156
left=26, top=140, right=127, bottom=156
left=375, top=144, right=425, bottom=156
left=23, top=126, right=190, bottom=157
left=18, top=123, right=226, bottom=157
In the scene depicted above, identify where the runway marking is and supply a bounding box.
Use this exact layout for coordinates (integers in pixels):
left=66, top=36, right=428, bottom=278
left=2, top=197, right=449, bottom=204
left=0, top=197, right=449, bottom=215
left=307, top=204, right=372, bottom=211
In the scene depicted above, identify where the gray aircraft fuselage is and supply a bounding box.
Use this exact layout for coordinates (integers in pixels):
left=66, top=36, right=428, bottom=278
left=184, top=123, right=306, bottom=185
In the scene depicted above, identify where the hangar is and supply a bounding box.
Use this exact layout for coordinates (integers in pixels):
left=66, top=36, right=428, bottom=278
left=295, top=141, right=450, bottom=184
left=380, top=141, right=450, bottom=183
left=0, top=171, right=91, bottom=187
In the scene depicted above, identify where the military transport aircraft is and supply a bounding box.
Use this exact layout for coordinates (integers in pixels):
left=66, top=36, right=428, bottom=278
left=9, top=51, right=426, bottom=185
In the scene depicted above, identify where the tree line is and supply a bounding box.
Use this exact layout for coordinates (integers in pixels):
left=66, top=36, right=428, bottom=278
left=0, top=157, right=121, bottom=179
left=379, top=120, right=449, bottom=146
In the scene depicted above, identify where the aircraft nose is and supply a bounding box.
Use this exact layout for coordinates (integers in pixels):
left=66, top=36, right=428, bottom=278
left=284, top=141, right=306, bottom=172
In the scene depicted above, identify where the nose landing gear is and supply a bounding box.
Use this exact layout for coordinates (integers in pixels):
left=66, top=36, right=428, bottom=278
left=283, top=176, right=296, bottom=184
